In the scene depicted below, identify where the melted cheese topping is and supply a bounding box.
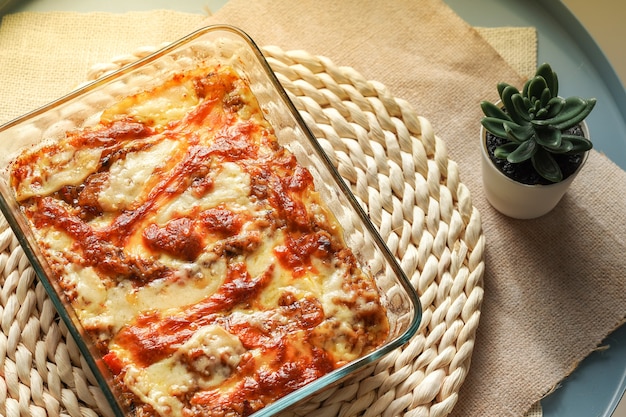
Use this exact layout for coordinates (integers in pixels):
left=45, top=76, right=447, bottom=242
left=9, top=65, right=389, bottom=417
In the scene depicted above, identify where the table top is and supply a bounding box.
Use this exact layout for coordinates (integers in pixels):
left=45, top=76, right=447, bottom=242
left=2, top=1, right=625, bottom=417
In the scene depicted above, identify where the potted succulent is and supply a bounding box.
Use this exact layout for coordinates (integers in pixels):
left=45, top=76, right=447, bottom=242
left=479, top=63, right=596, bottom=219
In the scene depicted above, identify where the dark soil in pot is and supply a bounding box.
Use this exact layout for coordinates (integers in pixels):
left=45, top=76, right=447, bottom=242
left=485, top=124, right=586, bottom=185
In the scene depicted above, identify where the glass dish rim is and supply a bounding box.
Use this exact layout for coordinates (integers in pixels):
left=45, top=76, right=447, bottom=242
left=0, top=24, right=422, bottom=417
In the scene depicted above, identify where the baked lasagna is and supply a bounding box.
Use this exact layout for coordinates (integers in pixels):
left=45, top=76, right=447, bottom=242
left=9, top=64, right=389, bottom=416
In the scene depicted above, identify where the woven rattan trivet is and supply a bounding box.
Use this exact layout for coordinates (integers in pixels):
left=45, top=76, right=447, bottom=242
left=0, top=45, right=485, bottom=417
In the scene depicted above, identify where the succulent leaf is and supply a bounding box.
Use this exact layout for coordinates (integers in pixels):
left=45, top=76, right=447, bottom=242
left=535, top=127, right=562, bottom=149
left=500, top=85, right=528, bottom=125
left=523, top=96, right=533, bottom=111
left=498, top=83, right=515, bottom=101
left=561, top=134, right=593, bottom=154
left=480, top=101, right=512, bottom=121
left=532, top=96, right=588, bottom=127
left=511, top=94, right=531, bottom=123
left=531, top=147, right=562, bottom=182
left=553, top=98, right=597, bottom=130
left=540, top=88, right=552, bottom=108
left=506, top=139, right=536, bottom=163
left=481, top=117, right=510, bottom=138
left=522, top=77, right=530, bottom=98
left=497, top=82, right=512, bottom=99
left=528, top=76, right=548, bottom=102
left=551, top=138, right=574, bottom=154
left=493, top=142, right=518, bottom=159
left=504, top=122, right=533, bottom=143
left=535, top=63, right=559, bottom=97
left=546, top=97, right=565, bottom=118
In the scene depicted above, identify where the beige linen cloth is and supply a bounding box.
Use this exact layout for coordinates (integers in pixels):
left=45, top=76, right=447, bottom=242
left=0, top=1, right=625, bottom=417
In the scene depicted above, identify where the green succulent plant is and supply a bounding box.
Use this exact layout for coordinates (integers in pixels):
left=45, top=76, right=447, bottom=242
left=480, top=63, right=596, bottom=183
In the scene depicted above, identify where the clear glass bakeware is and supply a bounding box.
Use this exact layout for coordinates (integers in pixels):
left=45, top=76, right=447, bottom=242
left=0, top=25, right=421, bottom=417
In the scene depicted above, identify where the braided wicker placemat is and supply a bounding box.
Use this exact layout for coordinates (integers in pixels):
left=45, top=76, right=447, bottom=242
left=0, top=45, right=485, bottom=417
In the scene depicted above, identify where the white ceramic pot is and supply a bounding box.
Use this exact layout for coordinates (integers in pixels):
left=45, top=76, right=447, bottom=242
left=480, top=121, right=589, bottom=219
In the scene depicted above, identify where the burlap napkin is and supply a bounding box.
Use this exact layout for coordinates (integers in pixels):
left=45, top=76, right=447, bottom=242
left=0, top=1, right=624, bottom=417
left=0, top=10, right=208, bottom=123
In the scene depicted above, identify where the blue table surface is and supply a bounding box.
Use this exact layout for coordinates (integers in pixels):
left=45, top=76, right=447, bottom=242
left=2, top=0, right=625, bottom=416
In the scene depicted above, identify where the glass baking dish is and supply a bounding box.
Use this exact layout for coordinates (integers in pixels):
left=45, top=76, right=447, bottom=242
left=0, top=25, right=421, bottom=417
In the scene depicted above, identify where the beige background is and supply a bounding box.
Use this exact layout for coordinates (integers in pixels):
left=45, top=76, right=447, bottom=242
left=560, top=2, right=626, bottom=415
left=562, top=0, right=626, bottom=87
